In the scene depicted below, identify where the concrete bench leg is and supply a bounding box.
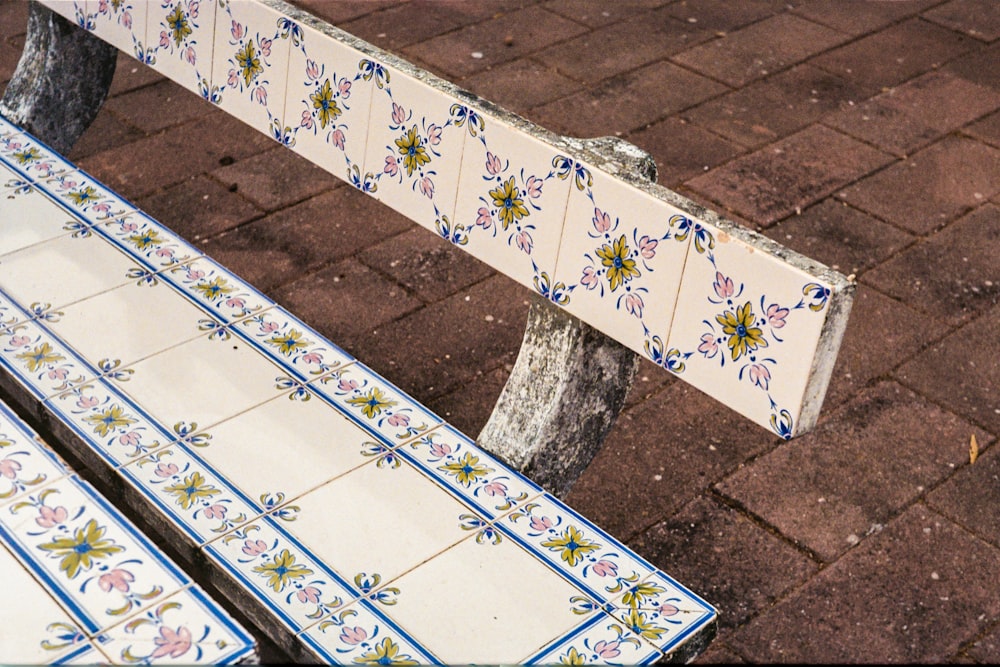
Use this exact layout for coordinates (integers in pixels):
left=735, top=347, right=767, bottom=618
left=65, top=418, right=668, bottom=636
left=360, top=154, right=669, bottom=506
left=477, top=138, right=656, bottom=499
left=1, top=1, right=116, bottom=154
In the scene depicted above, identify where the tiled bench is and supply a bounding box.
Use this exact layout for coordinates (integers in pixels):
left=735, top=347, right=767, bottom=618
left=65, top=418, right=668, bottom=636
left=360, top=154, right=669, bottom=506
left=0, top=394, right=255, bottom=664
left=0, top=0, right=856, bottom=664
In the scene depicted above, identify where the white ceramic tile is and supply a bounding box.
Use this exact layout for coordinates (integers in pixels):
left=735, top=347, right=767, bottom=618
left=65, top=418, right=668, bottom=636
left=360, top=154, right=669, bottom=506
left=203, top=514, right=357, bottom=632
left=0, top=229, right=142, bottom=312
left=0, top=315, right=98, bottom=401
left=45, top=279, right=215, bottom=371
left=0, top=542, right=92, bottom=664
left=307, top=363, right=441, bottom=444
left=89, top=0, right=148, bottom=60
left=401, top=425, right=542, bottom=521
left=109, top=330, right=293, bottom=432
left=211, top=0, right=293, bottom=138
left=234, top=306, right=353, bottom=381
left=0, top=186, right=86, bottom=257
left=554, top=171, right=692, bottom=354
left=526, top=613, right=663, bottom=665
left=0, top=401, right=71, bottom=506
left=192, top=392, right=378, bottom=510
left=0, top=475, right=190, bottom=635
left=40, top=0, right=88, bottom=26
left=42, top=170, right=134, bottom=222
left=99, top=210, right=202, bottom=272
left=299, top=599, right=437, bottom=664
left=95, top=587, right=256, bottom=664
left=452, top=112, right=573, bottom=291
left=162, top=256, right=273, bottom=324
left=364, top=61, right=467, bottom=232
left=665, top=219, right=835, bottom=439
left=384, top=532, right=590, bottom=664
left=282, top=20, right=374, bottom=181
left=283, top=457, right=476, bottom=585
left=0, top=132, right=74, bottom=181
left=144, top=0, right=218, bottom=96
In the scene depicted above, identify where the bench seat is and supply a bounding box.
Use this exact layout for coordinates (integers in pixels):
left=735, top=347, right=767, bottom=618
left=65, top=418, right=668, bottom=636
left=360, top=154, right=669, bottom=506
left=0, top=117, right=716, bottom=663
left=0, top=391, right=255, bottom=664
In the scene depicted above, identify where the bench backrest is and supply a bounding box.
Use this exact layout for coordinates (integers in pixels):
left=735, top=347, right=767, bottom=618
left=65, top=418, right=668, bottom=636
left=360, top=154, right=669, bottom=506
left=40, top=0, right=853, bottom=440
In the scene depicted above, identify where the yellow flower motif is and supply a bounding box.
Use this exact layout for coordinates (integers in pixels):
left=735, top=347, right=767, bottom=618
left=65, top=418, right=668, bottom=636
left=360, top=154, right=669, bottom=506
left=716, top=301, right=768, bottom=362
left=353, top=638, right=418, bottom=666
left=165, top=3, right=192, bottom=47
left=39, top=519, right=124, bottom=579
left=310, top=79, right=342, bottom=129
left=560, top=647, right=586, bottom=665
left=347, top=387, right=396, bottom=419
left=252, top=549, right=313, bottom=592
left=624, top=607, right=666, bottom=641
left=85, top=405, right=137, bottom=438
left=16, top=342, right=64, bottom=373
left=236, top=40, right=263, bottom=88
left=128, top=229, right=164, bottom=251
left=11, top=147, right=39, bottom=164
left=268, top=329, right=310, bottom=356
left=193, top=277, right=234, bottom=301
left=439, top=451, right=493, bottom=488
left=164, top=471, right=220, bottom=510
left=595, top=235, right=639, bottom=291
left=489, top=176, right=528, bottom=230
left=621, top=580, right=665, bottom=608
left=541, top=525, right=600, bottom=567
left=66, top=186, right=98, bottom=206
left=394, top=125, right=430, bottom=177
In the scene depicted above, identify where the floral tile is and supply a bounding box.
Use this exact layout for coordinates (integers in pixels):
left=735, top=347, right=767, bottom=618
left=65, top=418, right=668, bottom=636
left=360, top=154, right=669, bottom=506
left=452, top=111, right=572, bottom=292
left=0, top=475, right=190, bottom=635
left=0, top=185, right=90, bottom=258
left=89, top=0, right=148, bottom=62
left=190, top=391, right=380, bottom=515
left=400, top=425, right=543, bottom=521
left=107, top=329, right=295, bottom=433
left=664, top=218, right=838, bottom=439
left=98, top=210, right=202, bottom=272
left=554, top=169, right=692, bottom=355
left=121, top=443, right=259, bottom=547
left=233, top=306, right=353, bottom=382
left=94, top=587, right=256, bottom=665
left=380, top=531, right=591, bottom=665
left=41, top=170, right=134, bottom=222
left=0, top=399, right=72, bottom=507
left=363, top=58, right=469, bottom=233
left=279, top=456, right=478, bottom=588
left=526, top=612, right=663, bottom=665
left=144, top=0, right=218, bottom=96
left=43, top=279, right=219, bottom=373
left=45, top=377, right=175, bottom=468
left=161, top=256, right=273, bottom=324
left=281, top=17, right=374, bottom=181
left=210, top=0, right=294, bottom=139
left=0, top=130, right=74, bottom=181
left=298, top=598, right=437, bottom=665
left=0, top=311, right=99, bottom=402
left=307, top=362, right=441, bottom=444
left=203, top=513, right=357, bottom=633
left=0, top=227, right=143, bottom=314
left=500, top=493, right=658, bottom=606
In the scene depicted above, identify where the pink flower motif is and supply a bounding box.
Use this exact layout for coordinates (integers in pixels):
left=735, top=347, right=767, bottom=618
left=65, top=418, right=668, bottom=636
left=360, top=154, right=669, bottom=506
left=525, top=175, right=543, bottom=198
left=530, top=515, right=553, bottom=532
left=591, top=559, right=618, bottom=577
left=76, top=395, right=99, bottom=409
left=120, top=220, right=138, bottom=232
left=121, top=11, right=132, bottom=29
left=338, top=78, right=352, bottom=99
left=485, top=151, right=502, bottom=175
left=9, top=335, right=30, bottom=347
left=259, top=38, right=272, bottom=57
left=151, top=626, right=192, bottom=659
left=231, top=20, right=244, bottom=40
left=188, top=1, right=199, bottom=19
left=155, top=248, right=175, bottom=258
left=391, top=102, right=406, bottom=125
left=624, top=293, right=644, bottom=317
left=98, top=0, right=108, bottom=11
left=254, top=86, right=268, bottom=106
left=242, top=539, right=268, bottom=556
left=0, top=458, right=21, bottom=479
left=426, top=125, right=441, bottom=146
left=340, top=626, right=368, bottom=645
left=483, top=481, right=507, bottom=497
left=260, top=321, right=279, bottom=334
left=515, top=230, right=533, bottom=254
left=659, top=602, right=680, bottom=616
left=594, top=640, right=621, bottom=659
left=227, top=69, right=238, bottom=87
left=476, top=207, right=493, bottom=229
left=203, top=504, right=227, bottom=519
left=638, top=235, right=657, bottom=259
left=387, top=413, right=410, bottom=427
left=225, top=297, right=246, bottom=309
left=305, top=59, right=319, bottom=80
left=767, top=303, right=789, bottom=329
left=91, top=203, right=111, bottom=215
left=331, top=129, right=346, bottom=150
left=593, top=208, right=612, bottom=233
left=98, top=568, right=134, bottom=593
left=338, top=379, right=360, bottom=392
left=184, top=46, right=196, bottom=65
left=419, top=176, right=434, bottom=198
left=713, top=271, right=734, bottom=299
left=186, top=268, right=205, bottom=281
left=47, top=368, right=68, bottom=381
left=297, top=586, right=321, bottom=604
left=384, top=156, right=399, bottom=177
left=429, top=442, right=452, bottom=458
left=748, top=364, right=770, bottom=390
left=302, top=352, right=323, bottom=365
left=299, top=110, right=314, bottom=130
left=580, top=266, right=599, bottom=290
left=155, top=463, right=179, bottom=478
left=698, top=333, right=718, bottom=359
left=36, top=505, right=68, bottom=528
left=159, top=30, right=169, bottom=48
left=118, top=431, right=140, bottom=447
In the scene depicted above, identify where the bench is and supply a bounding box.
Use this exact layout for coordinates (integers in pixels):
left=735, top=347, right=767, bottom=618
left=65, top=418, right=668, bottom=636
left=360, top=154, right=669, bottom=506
left=0, top=0, right=854, bottom=663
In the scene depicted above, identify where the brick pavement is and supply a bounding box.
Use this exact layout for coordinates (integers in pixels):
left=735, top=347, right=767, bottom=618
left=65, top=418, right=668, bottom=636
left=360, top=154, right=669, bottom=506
left=2, top=0, right=999, bottom=663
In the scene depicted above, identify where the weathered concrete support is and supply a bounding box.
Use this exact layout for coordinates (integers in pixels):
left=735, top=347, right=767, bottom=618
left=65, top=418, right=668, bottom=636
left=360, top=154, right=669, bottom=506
left=477, top=137, right=657, bottom=498
left=1, top=1, right=117, bottom=154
